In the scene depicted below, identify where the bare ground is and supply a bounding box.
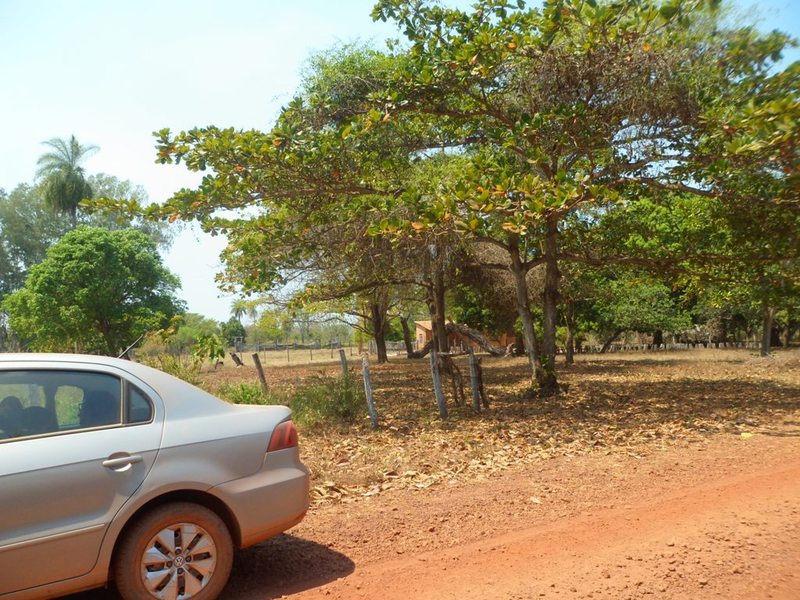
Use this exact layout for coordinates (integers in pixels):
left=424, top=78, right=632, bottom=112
left=72, top=349, right=800, bottom=600
left=242, top=430, right=800, bottom=600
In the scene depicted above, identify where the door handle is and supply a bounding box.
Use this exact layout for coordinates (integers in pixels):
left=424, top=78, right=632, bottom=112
left=102, top=454, right=143, bottom=470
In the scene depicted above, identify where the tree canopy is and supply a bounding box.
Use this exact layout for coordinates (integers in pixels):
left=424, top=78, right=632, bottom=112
left=35, top=135, right=98, bottom=228
left=100, top=0, right=799, bottom=388
left=3, top=226, right=184, bottom=355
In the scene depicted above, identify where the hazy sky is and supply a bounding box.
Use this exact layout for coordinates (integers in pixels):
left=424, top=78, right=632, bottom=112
left=1, top=0, right=797, bottom=321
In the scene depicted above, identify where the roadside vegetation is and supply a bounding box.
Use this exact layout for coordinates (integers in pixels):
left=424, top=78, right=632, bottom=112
left=1, top=0, right=797, bottom=457
left=196, top=348, right=800, bottom=503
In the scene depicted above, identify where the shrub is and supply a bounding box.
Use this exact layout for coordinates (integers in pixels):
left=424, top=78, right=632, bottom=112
left=192, top=333, right=225, bottom=365
left=216, top=382, right=266, bottom=405
left=141, top=354, right=201, bottom=385
left=213, top=373, right=365, bottom=430
left=287, top=373, right=365, bottom=430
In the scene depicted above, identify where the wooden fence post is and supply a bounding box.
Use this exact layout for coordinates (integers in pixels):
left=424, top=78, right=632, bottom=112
left=339, top=348, right=348, bottom=376
left=252, top=353, right=269, bottom=397
left=429, top=348, right=448, bottom=419
left=467, top=348, right=481, bottom=412
left=361, top=354, right=379, bottom=429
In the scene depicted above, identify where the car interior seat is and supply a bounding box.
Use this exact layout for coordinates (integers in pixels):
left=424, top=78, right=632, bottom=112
left=0, top=395, right=24, bottom=436
left=20, top=406, right=56, bottom=435
left=79, top=391, right=120, bottom=428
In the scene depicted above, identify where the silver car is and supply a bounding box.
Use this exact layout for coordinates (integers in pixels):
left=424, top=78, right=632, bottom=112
left=0, top=353, right=310, bottom=600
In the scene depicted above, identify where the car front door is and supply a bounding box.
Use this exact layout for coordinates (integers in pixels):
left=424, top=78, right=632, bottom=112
left=0, top=365, right=163, bottom=595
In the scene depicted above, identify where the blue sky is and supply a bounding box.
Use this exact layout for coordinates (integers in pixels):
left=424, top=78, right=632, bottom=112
left=1, top=0, right=797, bottom=322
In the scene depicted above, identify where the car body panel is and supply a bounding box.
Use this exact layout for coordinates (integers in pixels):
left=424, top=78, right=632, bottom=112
left=213, top=447, right=310, bottom=547
left=0, top=358, right=165, bottom=593
left=0, top=431, right=161, bottom=591
left=0, top=353, right=310, bottom=599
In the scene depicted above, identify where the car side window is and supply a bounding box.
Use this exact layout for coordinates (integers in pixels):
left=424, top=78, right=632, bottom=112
left=127, top=385, right=154, bottom=424
left=0, top=370, right=122, bottom=440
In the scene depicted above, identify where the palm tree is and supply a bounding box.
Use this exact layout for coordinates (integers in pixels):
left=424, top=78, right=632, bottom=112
left=231, top=298, right=260, bottom=323
left=35, top=135, right=98, bottom=228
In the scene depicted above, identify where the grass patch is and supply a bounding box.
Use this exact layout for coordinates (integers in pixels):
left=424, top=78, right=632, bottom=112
left=286, top=373, right=365, bottom=430
left=214, top=373, right=366, bottom=431
left=216, top=382, right=267, bottom=405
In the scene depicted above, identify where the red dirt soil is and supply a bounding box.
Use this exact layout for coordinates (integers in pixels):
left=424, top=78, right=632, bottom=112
left=69, top=351, right=800, bottom=600
left=217, top=429, right=800, bottom=600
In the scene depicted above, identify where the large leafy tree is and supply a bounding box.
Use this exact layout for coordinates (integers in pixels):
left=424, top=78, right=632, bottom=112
left=365, top=0, right=797, bottom=390
left=3, top=227, right=184, bottom=355
left=35, top=135, right=98, bottom=227
left=117, top=45, right=468, bottom=362
left=0, top=177, right=173, bottom=303
left=117, top=0, right=796, bottom=389
left=365, top=0, right=718, bottom=391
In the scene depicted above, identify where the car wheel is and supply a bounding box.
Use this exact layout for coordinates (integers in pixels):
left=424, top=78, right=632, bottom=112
left=114, top=502, right=234, bottom=600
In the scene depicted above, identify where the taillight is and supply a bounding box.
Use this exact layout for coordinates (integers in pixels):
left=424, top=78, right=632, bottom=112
left=267, top=420, right=298, bottom=452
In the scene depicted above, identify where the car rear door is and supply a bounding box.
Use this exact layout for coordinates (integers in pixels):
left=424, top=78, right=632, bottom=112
left=0, top=364, right=164, bottom=594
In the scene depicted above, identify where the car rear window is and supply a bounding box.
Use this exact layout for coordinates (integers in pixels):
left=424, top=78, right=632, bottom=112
left=128, top=384, right=154, bottom=424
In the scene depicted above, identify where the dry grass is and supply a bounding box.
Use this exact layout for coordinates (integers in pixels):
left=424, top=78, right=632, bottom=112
left=197, top=348, right=800, bottom=504
left=209, top=346, right=363, bottom=370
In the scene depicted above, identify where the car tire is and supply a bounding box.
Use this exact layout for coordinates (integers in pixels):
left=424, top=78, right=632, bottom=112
left=114, top=502, right=234, bottom=600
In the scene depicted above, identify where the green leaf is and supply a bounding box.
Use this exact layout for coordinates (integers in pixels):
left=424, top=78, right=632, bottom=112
left=659, top=5, right=679, bottom=20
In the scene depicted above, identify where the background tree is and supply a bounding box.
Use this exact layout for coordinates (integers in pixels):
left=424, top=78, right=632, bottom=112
left=253, top=306, right=295, bottom=344
left=3, top=226, right=183, bottom=355
left=219, top=317, right=247, bottom=348
left=35, top=135, right=97, bottom=227
left=163, top=312, right=219, bottom=354
left=0, top=184, right=68, bottom=301
left=591, top=191, right=800, bottom=356
left=0, top=175, right=174, bottom=344
left=588, top=270, right=692, bottom=352
left=86, top=173, right=175, bottom=249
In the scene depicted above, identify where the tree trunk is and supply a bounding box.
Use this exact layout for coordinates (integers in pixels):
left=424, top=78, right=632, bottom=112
left=540, top=215, right=560, bottom=394
left=447, top=323, right=505, bottom=356
left=370, top=302, right=389, bottom=363
left=400, top=316, right=415, bottom=358
left=653, top=329, right=664, bottom=348
left=770, top=324, right=783, bottom=348
left=408, top=339, right=433, bottom=359
left=509, top=242, right=545, bottom=389
left=514, top=334, right=525, bottom=355
left=760, top=298, right=773, bottom=357
left=431, top=260, right=449, bottom=352
left=564, top=298, right=575, bottom=365
left=601, top=329, right=623, bottom=353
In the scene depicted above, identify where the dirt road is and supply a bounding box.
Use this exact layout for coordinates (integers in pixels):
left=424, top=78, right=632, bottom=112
left=72, top=427, right=800, bottom=600
left=218, top=429, right=800, bottom=600
left=70, top=348, right=800, bottom=600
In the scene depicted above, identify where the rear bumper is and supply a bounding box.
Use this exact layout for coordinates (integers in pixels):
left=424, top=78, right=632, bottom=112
left=212, top=448, right=310, bottom=548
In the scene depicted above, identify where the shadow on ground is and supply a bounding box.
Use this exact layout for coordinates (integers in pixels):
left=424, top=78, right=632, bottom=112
left=65, top=534, right=353, bottom=600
